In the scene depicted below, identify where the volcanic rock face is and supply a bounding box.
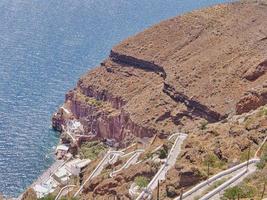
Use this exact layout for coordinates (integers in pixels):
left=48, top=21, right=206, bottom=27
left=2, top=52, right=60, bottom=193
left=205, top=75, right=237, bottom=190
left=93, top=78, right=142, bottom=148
left=53, top=1, right=267, bottom=141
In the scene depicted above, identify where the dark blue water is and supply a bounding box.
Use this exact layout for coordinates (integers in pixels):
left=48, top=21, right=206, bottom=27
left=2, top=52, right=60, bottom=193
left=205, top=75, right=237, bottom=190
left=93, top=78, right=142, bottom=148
left=0, top=0, right=231, bottom=197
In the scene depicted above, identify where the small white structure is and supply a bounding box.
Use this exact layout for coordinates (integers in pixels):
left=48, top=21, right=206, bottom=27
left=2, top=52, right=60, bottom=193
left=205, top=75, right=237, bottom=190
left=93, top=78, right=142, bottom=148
left=65, top=119, right=84, bottom=134
left=65, top=158, right=91, bottom=176
left=56, top=144, right=69, bottom=159
left=53, top=166, right=71, bottom=185
left=33, top=184, right=51, bottom=198
left=56, top=144, right=69, bottom=152
left=45, top=177, right=59, bottom=189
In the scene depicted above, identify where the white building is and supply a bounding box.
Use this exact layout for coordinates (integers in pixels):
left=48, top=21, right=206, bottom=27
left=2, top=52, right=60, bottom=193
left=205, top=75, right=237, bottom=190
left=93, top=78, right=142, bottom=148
left=65, top=158, right=91, bottom=176
left=33, top=184, right=50, bottom=198
left=53, top=166, right=71, bottom=185
left=65, top=119, right=84, bottom=135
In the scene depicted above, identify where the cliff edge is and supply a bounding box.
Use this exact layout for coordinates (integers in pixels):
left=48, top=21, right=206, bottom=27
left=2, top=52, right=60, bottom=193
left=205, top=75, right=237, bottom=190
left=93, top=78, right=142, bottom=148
left=52, top=0, right=267, bottom=143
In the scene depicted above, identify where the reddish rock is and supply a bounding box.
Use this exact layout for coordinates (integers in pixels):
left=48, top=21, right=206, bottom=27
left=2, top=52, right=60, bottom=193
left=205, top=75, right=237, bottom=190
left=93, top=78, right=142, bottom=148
left=243, top=59, right=267, bottom=81
left=53, top=0, right=267, bottom=142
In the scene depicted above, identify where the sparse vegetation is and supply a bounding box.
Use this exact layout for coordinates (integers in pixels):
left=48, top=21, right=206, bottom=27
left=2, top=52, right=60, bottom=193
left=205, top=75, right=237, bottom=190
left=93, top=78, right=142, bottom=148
left=80, top=141, right=107, bottom=160
left=258, top=107, right=267, bottom=117
left=135, top=176, right=149, bottom=188
left=22, top=188, right=37, bottom=200
left=77, top=91, right=103, bottom=107
left=221, top=185, right=256, bottom=200
left=203, top=178, right=228, bottom=195
left=85, top=97, right=102, bottom=107
left=257, top=156, right=267, bottom=169
left=60, top=197, right=79, bottom=200
left=239, top=169, right=267, bottom=199
left=143, top=151, right=153, bottom=160
left=38, top=194, right=56, bottom=200
left=204, top=153, right=226, bottom=169
left=244, top=116, right=253, bottom=128
left=157, top=144, right=168, bottom=159
left=257, top=143, right=267, bottom=169
left=240, top=148, right=254, bottom=162
left=199, top=120, right=208, bottom=130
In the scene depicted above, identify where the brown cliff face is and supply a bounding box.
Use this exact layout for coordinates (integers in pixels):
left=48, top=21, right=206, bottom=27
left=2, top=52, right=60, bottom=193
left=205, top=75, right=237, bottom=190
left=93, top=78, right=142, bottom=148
left=53, top=1, right=267, bottom=141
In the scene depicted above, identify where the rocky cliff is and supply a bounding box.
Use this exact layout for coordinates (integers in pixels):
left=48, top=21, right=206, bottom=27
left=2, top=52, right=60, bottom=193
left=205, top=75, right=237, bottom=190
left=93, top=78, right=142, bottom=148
left=52, top=0, right=267, bottom=143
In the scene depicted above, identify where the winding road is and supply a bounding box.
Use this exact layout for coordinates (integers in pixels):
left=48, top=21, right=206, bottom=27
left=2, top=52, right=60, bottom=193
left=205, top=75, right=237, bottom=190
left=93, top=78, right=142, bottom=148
left=136, top=133, right=188, bottom=200
left=110, top=149, right=144, bottom=178
left=73, top=150, right=124, bottom=197
left=55, top=185, right=76, bottom=200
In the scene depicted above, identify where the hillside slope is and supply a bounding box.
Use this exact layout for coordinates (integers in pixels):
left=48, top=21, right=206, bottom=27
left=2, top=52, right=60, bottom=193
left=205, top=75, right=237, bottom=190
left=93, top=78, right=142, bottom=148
left=51, top=1, right=267, bottom=199
left=53, top=0, right=267, bottom=146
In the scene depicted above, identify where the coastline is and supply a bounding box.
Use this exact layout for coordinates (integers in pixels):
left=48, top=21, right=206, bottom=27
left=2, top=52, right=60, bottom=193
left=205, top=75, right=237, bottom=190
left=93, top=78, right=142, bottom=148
left=0, top=0, right=237, bottom=197
left=17, top=111, right=89, bottom=199
left=10, top=1, right=267, bottom=199
left=16, top=159, right=64, bottom=200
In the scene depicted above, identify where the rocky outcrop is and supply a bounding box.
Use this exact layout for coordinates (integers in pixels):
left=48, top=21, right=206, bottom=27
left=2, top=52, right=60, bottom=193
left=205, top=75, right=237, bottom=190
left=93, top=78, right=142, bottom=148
left=110, top=50, right=166, bottom=78
left=236, top=92, right=266, bottom=114
left=243, top=59, right=267, bottom=81
left=63, top=89, right=158, bottom=142
left=236, top=82, right=267, bottom=114
left=53, top=0, right=267, bottom=142
left=151, top=165, right=204, bottom=199
left=163, top=83, right=224, bottom=122
left=52, top=111, right=64, bottom=132
left=83, top=161, right=158, bottom=199
left=77, top=78, right=126, bottom=110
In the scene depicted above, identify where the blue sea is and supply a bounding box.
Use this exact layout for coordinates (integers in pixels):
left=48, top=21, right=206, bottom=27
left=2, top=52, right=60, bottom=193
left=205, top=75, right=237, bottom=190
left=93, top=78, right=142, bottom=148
left=0, top=0, right=231, bottom=197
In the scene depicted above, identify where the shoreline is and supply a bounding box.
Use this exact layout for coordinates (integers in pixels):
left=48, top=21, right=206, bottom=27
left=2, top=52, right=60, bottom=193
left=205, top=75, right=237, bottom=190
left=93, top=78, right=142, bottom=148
left=16, top=126, right=67, bottom=200
left=16, top=145, right=65, bottom=200
left=17, top=116, right=88, bottom=199
left=16, top=159, right=64, bottom=200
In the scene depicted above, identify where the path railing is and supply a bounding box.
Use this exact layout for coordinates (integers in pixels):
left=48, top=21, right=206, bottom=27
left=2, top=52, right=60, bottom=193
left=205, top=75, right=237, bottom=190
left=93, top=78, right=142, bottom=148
left=110, top=149, right=144, bottom=178
left=136, top=133, right=187, bottom=200
left=175, top=158, right=260, bottom=200
left=199, top=169, right=248, bottom=200
left=73, top=150, right=123, bottom=197
left=55, top=185, right=76, bottom=200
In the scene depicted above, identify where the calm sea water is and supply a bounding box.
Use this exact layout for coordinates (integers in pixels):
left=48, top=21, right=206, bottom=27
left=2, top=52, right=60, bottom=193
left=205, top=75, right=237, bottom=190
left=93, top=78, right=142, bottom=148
left=0, top=0, right=230, bottom=197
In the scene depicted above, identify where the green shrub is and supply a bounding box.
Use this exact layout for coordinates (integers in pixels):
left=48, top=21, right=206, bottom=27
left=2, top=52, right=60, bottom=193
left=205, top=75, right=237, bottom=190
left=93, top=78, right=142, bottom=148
left=38, top=194, right=56, bottom=200
left=84, top=97, right=102, bottom=107
left=257, top=146, right=267, bottom=169
left=135, top=176, right=149, bottom=188
left=143, top=152, right=152, bottom=160
left=80, top=141, right=107, bottom=160
left=239, top=185, right=257, bottom=198
left=158, top=147, right=168, bottom=159
left=223, top=186, right=242, bottom=199
left=240, top=148, right=253, bottom=162
left=222, top=185, right=256, bottom=199
left=90, top=99, right=102, bottom=106
left=60, top=197, right=79, bottom=200
left=204, top=153, right=226, bottom=169
left=258, top=107, right=267, bottom=117
left=199, top=120, right=208, bottom=130
left=257, top=157, right=267, bottom=169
